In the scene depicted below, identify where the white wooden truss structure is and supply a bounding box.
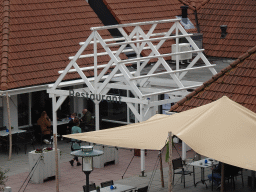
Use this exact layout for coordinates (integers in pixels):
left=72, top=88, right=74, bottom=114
left=48, top=18, right=217, bottom=180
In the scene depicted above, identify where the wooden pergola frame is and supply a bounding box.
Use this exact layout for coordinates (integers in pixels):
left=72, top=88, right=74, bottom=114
left=47, top=18, right=217, bottom=192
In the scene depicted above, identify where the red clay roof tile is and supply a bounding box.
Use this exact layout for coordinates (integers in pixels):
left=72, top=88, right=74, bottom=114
left=197, top=0, right=256, bottom=58
left=170, top=45, right=256, bottom=113
left=1, top=0, right=121, bottom=90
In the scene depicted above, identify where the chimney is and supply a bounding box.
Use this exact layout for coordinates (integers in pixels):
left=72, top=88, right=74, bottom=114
left=220, top=25, right=227, bottom=38
left=181, top=6, right=188, bottom=24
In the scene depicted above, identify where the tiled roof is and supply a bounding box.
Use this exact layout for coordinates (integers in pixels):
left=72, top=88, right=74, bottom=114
left=102, top=0, right=198, bottom=61
left=170, top=45, right=256, bottom=113
left=197, top=0, right=256, bottom=58
left=0, top=0, right=116, bottom=90
left=103, top=0, right=256, bottom=60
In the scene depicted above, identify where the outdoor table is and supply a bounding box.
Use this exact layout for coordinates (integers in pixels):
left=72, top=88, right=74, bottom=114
left=0, top=129, right=26, bottom=137
left=57, top=118, right=70, bottom=126
left=189, top=158, right=219, bottom=190
left=79, top=184, right=136, bottom=192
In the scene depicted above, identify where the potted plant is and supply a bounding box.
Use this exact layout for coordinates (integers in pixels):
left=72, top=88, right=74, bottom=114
left=96, top=186, right=100, bottom=192
left=35, top=148, right=43, bottom=153
left=0, top=168, right=8, bottom=191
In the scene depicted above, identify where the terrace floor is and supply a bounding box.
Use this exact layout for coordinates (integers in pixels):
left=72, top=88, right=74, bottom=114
left=0, top=140, right=255, bottom=192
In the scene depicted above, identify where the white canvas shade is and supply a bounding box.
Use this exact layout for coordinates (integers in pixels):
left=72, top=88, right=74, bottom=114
left=64, top=96, right=256, bottom=171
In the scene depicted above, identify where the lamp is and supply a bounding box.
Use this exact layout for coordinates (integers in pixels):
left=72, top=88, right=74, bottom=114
left=71, top=146, right=103, bottom=192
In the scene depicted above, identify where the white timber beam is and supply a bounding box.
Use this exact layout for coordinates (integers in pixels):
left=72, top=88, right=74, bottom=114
left=91, top=18, right=181, bottom=31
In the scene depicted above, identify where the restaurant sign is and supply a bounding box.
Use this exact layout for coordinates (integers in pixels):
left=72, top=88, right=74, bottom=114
left=69, top=90, right=121, bottom=103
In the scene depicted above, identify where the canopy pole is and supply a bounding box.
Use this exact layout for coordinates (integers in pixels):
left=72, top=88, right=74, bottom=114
left=159, top=151, right=164, bottom=187
left=221, top=163, right=224, bottom=192
left=168, top=132, right=173, bottom=192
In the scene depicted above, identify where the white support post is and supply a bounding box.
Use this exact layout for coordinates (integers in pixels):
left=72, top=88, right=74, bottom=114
left=140, top=103, right=146, bottom=177
left=127, top=90, right=130, bottom=124
left=182, top=141, right=186, bottom=161
left=136, top=27, right=140, bottom=76
left=175, top=21, right=180, bottom=77
left=94, top=31, right=98, bottom=89
left=95, top=101, right=100, bottom=131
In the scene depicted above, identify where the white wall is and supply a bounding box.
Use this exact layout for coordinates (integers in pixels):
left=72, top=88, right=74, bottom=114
left=3, top=95, right=18, bottom=130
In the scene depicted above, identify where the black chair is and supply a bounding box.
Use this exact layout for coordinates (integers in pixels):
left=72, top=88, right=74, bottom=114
left=100, top=180, right=114, bottom=188
left=0, top=136, right=8, bottom=152
left=0, top=134, right=20, bottom=154
left=234, top=168, right=244, bottom=187
left=83, top=183, right=96, bottom=192
left=172, top=157, right=193, bottom=188
left=135, top=186, right=148, bottom=192
left=15, top=130, right=36, bottom=154
left=224, top=165, right=242, bottom=190
left=33, top=124, right=43, bottom=145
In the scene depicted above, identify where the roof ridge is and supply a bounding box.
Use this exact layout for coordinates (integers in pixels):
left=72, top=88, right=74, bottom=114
left=1, top=0, right=10, bottom=90
left=178, top=0, right=211, bottom=11
left=170, top=45, right=256, bottom=112
left=178, top=0, right=196, bottom=11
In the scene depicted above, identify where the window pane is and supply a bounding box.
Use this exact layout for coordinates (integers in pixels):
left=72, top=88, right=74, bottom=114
left=31, top=91, right=52, bottom=124
left=18, top=93, right=29, bottom=126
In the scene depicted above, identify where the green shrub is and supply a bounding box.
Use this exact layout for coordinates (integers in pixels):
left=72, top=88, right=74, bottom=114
left=0, top=168, right=8, bottom=192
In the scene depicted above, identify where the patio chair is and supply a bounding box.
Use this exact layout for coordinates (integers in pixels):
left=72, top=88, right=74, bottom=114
left=172, top=157, right=193, bottom=188
left=100, top=180, right=114, bottom=188
left=135, top=186, right=148, bottom=192
left=83, top=183, right=96, bottom=192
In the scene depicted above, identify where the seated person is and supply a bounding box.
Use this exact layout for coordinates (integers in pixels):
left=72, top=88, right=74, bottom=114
left=67, top=113, right=77, bottom=134
left=208, top=162, right=240, bottom=187
left=208, top=162, right=222, bottom=186
left=80, top=109, right=92, bottom=131
left=37, top=111, right=52, bottom=144
left=69, top=117, right=82, bottom=166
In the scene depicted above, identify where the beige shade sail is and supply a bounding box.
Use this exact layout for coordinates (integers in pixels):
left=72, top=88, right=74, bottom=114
left=64, top=96, right=256, bottom=171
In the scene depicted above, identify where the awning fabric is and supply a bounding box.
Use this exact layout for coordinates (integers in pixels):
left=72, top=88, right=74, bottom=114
left=64, top=96, right=256, bottom=171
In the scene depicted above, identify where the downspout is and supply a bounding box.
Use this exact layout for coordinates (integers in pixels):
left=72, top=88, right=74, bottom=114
left=194, top=8, right=200, bottom=33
